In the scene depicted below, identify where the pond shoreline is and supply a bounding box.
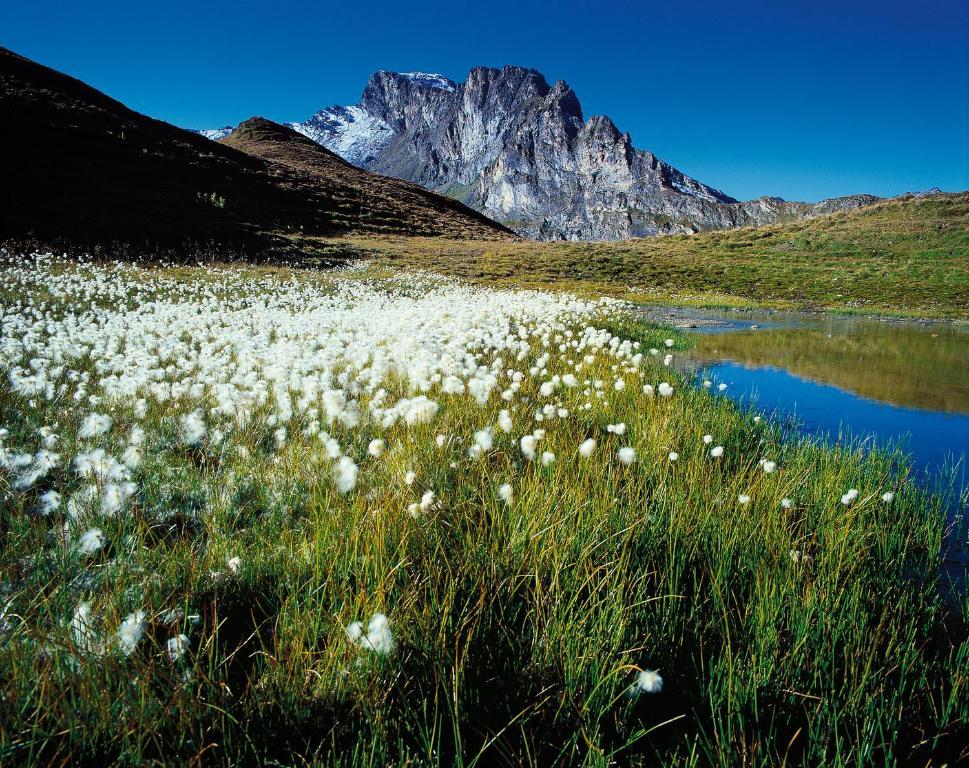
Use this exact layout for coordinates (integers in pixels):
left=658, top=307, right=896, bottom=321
left=633, top=302, right=968, bottom=330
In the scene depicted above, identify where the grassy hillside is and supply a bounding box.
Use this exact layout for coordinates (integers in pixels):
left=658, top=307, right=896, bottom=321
left=334, top=193, right=969, bottom=318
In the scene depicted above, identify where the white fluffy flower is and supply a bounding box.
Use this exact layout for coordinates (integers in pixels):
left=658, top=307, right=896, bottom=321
left=498, top=483, right=514, bottom=505
left=762, top=461, right=777, bottom=474
left=668, top=451, right=679, bottom=462
left=497, top=410, right=513, bottom=434
left=78, top=413, right=112, bottom=439
left=618, top=447, right=636, bottom=466
left=541, top=451, right=556, bottom=466
left=117, top=610, right=146, bottom=657
left=71, top=602, right=103, bottom=657
left=179, top=410, right=206, bottom=446
left=348, top=612, right=395, bottom=656
left=404, top=396, right=438, bottom=425
left=738, top=494, right=751, bottom=506
left=226, top=556, right=242, bottom=574
left=75, top=527, right=105, bottom=556
left=881, top=491, right=894, bottom=503
left=419, top=489, right=437, bottom=513
left=841, top=488, right=859, bottom=505
left=658, top=382, right=674, bottom=397
left=333, top=456, right=358, bottom=494
left=100, top=481, right=137, bottom=516
left=165, top=634, right=191, bottom=662
left=781, top=498, right=793, bottom=509
left=630, top=669, right=664, bottom=695
left=405, top=470, right=416, bottom=486
left=520, top=434, right=537, bottom=460
left=367, top=438, right=385, bottom=458
left=38, top=489, right=61, bottom=515
left=710, top=446, right=724, bottom=458
left=578, top=438, right=596, bottom=458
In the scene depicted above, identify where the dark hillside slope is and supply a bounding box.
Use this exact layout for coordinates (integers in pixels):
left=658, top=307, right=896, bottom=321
left=0, top=47, right=511, bottom=255
left=219, top=117, right=514, bottom=239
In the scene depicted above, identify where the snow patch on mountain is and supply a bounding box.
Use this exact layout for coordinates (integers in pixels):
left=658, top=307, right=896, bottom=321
left=196, top=126, right=233, bottom=140
left=399, top=72, right=457, bottom=92
left=288, top=105, right=395, bottom=167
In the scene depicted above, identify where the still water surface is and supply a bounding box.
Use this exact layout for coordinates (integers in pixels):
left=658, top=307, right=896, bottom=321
left=645, top=307, right=969, bottom=496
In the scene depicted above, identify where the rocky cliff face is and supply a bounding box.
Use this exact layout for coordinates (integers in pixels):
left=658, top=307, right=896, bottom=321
left=199, top=66, right=881, bottom=240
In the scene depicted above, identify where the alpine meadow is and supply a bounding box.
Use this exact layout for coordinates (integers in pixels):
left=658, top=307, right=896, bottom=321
left=1, top=2, right=967, bottom=766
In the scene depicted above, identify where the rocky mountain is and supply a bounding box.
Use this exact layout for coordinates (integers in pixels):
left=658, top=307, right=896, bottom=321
left=0, top=48, right=511, bottom=255
left=198, top=66, right=882, bottom=240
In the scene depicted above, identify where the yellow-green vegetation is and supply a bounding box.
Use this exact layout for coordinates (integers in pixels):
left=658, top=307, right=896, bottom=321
left=0, top=256, right=965, bottom=766
left=687, top=323, right=969, bottom=414
left=331, top=192, right=969, bottom=319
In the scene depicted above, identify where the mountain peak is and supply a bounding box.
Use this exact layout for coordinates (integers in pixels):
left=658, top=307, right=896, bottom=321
left=397, top=72, right=457, bottom=91
left=193, top=63, right=886, bottom=240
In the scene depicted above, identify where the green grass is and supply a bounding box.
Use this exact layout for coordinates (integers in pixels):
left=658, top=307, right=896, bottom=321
left=332, top=192, right=969, bottom=319
left=0, top=262, right=966, bottom=766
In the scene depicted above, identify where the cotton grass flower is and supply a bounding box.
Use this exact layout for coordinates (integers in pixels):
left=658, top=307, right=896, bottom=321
left=762, top=461, right=777, bottom=474
left=578, top=438, right=596, bottom=458
left=710, top=446, right=724, bottom=458
left=78, top=413, right=112, bottom=439
left=629, top=669, right=664, bottom=696
left=618, top=447, right=636, bottom=466
left=841, top=488, right=859, bottom=505
left=473, top=428, right=493, bottom=454
left=367, top=438, right=385, bottom=458
left=226, top=556, right=242, bottom=575
left=541, top=451, right=556, bottom=466
left=347, top=612, right=395, bottom=656
left=498, top=483, right=514, bottom=506
left=116, top=610, right=146, bottom=657
left=165, top=634, right=191, bottom=662
left=718, top=383, right=728, bottom=392
left=658, top=382, right=674, bottom=397
left=520, top=434, right=538, bottom=460
left=75, top=528, right=105, bottom=556
left=405, top=470, right=417, bottom=486
left=781, top=498, right=793, bottom=509
left=333, top=456, right=358, bottom=494
left=881, top=491, right=894, bottom=503
left=179, top=410, right=206, bottom=446
left=497, top=410, right=513, bottom=433
left=100, top=481, right=137, bottom=516
left=38, top=489, right=61, bottom=515
left=703, top=434, right=713, bottom=445
left=668, top=451, right=679, bottom=462
left=71, top=602, right=103, bottom=657
left=418, top=489, right=437, bottom=513
left=738, top=494, right=751, bottom=506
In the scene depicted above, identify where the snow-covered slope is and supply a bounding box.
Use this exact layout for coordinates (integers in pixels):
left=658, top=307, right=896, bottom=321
left=287, top=105, right=394, bottom=167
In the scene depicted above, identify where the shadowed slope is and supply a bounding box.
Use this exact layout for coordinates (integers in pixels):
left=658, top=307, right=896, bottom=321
left=220, top=117, right=514, bottom=240
left=0, top=47, right=511, bottom=256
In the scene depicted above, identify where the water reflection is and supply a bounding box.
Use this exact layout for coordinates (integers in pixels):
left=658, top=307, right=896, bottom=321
left=640, top=307, right=969, bottom=481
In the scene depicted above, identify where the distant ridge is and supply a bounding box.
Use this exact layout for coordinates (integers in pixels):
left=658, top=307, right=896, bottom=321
left=0, top=47, right=512, bottom=256
left=197, top=66, right=887, bottom=241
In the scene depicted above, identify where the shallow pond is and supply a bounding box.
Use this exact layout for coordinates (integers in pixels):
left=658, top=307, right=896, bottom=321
left=642, top=306, right=969, bottom=577
left=643, top=307, right=969, bottom=477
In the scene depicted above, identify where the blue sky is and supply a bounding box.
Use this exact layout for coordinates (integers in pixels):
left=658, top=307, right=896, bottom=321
left=2, top=0, right=966, bottom=201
